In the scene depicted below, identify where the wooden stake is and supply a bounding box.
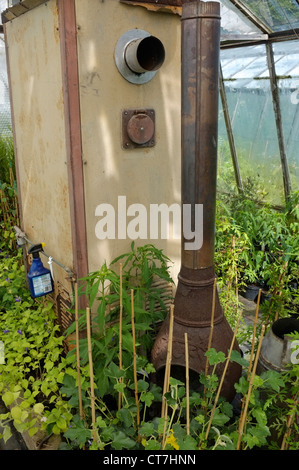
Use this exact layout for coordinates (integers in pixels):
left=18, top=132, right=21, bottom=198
left=185, top=333, right=190, bottom=435
left=205, top=312, right=242, bottom=440
left=118, top=263, right=123, bottom=411
left=248, top=288, right=261, bottom=377
left=205, top=278, right=217, bottom=377
left=131, top=289, right=140, bottom=437
left=75, top=283, right=84, bottom=421
left=161, top=305, right=174, bottom=449
left=237, top=324, right=266, bottom=450
left=86, top=307, right=97, bottom=442
left=161, top=305, right=174, bottom=420
left=281, top=399, right=298, bottom=450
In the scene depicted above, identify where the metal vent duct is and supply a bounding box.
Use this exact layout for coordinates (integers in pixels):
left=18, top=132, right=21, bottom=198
left=151, top=0, right=242, bottom=401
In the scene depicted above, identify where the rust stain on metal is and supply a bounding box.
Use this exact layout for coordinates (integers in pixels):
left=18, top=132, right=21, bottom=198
left=2, top=0, right=48, bottom=23
left=151, top=0, right=242, bottom=402
left=120, top=0, right=182, bottom=15
left=122, top=109, right=155, bottom=149
left=121, top=0, right=182, bottom=5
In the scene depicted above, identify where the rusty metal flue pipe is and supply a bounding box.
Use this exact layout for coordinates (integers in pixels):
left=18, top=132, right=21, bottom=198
left=125, top=36, right=165, bottom=74
left=151, top=0, right=242, bottom=401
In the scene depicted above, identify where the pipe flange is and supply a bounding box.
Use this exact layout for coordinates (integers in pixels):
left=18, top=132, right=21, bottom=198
left=114, top=29, right=165, bottom=85
left=177, top=273, right=217, bottom=288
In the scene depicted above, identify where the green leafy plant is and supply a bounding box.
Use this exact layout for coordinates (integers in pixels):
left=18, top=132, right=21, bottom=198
left=1, top=243, right=298, bottom=451
left=66, top=242, right=174, bottom=398
left=0, top=249, right=74, bottom=444
left=216, top=191, right=299, bottom=323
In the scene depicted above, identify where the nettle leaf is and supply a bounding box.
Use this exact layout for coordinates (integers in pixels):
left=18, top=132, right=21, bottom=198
left=253, top=375, right=264, bottom=388
left=261, top=370, right=285, bottom=392
left=244, top=424, right=270, bottom=449
left=252, top=407, right=267, bottom=426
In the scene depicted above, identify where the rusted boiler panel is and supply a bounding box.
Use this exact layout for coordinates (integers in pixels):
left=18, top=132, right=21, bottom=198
left=3, top=0, right=182, bottom=313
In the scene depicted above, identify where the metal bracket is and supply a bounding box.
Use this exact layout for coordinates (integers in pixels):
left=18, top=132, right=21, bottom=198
left=122, top=109, right=155, bottom=149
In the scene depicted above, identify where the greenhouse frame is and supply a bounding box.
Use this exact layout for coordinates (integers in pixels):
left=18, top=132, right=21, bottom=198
left=216, top=0, right=299, bottom=207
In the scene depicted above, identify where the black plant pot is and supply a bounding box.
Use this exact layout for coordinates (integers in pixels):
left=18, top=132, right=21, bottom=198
left=243, top=284, right=260, bottom=302
left=258, top=291, right=272, bottom=304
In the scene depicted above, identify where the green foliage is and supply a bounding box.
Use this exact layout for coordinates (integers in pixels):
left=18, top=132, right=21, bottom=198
left=66, top=242, right=174, bottom=399
left=1, top=176, right=298, bottom=452
left=1, top=242, right=298, bottom=451
left=58, top=242, right=298, bottom=451
left=0, top=249, right=74, bottom=443
left=216, top=191, right=299, bottom=322
left=0, top=133, right=19, bottom=256
left=0, top=133, right=15, bottom=186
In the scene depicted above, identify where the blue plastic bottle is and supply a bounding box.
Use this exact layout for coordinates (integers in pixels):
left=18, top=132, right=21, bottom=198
left=27, top=244, right=54, bottom=298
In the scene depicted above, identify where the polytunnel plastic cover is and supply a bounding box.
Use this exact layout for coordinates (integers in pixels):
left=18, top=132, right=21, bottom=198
left=217, top=0, right=299, bottom=205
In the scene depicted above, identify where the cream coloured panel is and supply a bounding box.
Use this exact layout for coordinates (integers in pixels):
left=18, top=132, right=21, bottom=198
left=5, top=1, right=73, bottom=286
left=76, top=0, right=181, bottom=279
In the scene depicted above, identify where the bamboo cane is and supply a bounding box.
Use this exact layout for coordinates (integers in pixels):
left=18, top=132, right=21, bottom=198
left=131, top=289, right=140, bottom=438
left=274, top=290, right=282, bottom=322
left=161, top=304, right=174, bottom=420
left=118, top=263, right=123, bottom=411
left=86, top=307, right=97, bottom=443
left=205, top=278, right=217, bottom=377
left=74, top=283, right=84, bottom=421
left=248, top=288, right=261, bottom=377
left=205, top=312, right=242, bottom=440
left=161, top=305, right=174, bottom=448
left=280, top=398, right=298, bottom=450
left=236, top=288, right=261, bottom=431
left=185, top=332, right=190, bottom=435
left=236, top=324, right=266, bottom=450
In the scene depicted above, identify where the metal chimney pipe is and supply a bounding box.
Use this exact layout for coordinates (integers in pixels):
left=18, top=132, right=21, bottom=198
left=125, top=36, right=165, bottom=74
left=151, top=0, right=242, bottom=401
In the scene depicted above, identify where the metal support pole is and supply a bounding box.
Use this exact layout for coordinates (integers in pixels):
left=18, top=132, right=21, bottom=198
left=266, top=42, right=292, bottom=202
left=219, top=65, right=243, bottom=194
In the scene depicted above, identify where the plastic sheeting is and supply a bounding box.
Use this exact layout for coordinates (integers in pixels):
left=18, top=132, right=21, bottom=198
left=0, top=1, right=11, bottom=136
left=217, top=1, right=299, bottom=205
left=240, top=0, right=299, bottom=32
